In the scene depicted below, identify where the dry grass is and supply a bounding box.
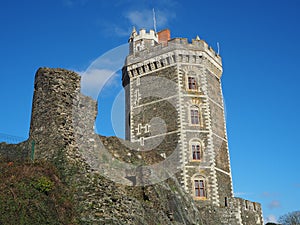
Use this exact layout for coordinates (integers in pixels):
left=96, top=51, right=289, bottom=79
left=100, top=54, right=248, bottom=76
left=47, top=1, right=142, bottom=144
left=0, top=161, right=78, bottom=225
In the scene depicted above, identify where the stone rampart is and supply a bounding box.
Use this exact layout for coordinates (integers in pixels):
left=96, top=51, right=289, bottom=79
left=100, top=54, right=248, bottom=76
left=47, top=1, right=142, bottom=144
left=1, top=67, right=264, bottom=224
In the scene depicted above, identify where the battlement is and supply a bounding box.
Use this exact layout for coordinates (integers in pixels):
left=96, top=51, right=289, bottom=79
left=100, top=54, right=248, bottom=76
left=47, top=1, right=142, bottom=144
left=234, top=198, right=261, bottom=212
left=127, top=29, right=222, bottom=68
left=130, top=27, right=158, bottom=42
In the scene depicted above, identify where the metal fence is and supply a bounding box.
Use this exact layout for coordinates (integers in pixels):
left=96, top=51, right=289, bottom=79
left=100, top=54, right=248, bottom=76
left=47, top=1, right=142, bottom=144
left=0, top=133, right=27, bottom=144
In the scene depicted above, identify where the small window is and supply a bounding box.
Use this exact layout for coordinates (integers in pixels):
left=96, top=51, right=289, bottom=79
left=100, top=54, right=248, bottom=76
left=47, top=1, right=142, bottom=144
left=194, top=179, right=206, bottom=198
left=192, top=143, right=201, bottom=160
left=190, top=107, right=200, bottom=125
left=140, top=137, right=144, bottom=146
left=137, top=123, right=142, bottom=135
left=225, top=197, right=228, bottom=207
left=145, top=124, right=150, bottom=133
left=188, top=77, right=197, bottom=90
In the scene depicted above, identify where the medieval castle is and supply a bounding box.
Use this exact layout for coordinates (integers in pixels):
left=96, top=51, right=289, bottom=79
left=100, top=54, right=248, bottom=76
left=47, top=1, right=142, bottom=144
left=122, top=28, right=263, bottom=224
left=0, top=28, right=264, bottom=225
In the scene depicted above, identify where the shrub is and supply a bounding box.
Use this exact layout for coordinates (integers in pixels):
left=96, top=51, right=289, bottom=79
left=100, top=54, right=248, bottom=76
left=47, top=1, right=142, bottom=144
left=33, top=176, right=54, bottom=194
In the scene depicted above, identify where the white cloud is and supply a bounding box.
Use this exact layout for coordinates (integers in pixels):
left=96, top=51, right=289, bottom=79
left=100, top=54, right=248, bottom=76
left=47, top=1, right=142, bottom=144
left=99, top=2, right=177, bottom=37
left=77, top=43, right=128, bottom=99
left=125, top=9, right=175, bottom=30
left=234, top=192, right=249, bottom=197
left=261, top=191, right=279, bottom=198
left=265, top=214, right=278, bottom=223
left=126, top=10, right=154, bottom=29
left=112, top=26, right=133, bottom=37
left=268, top=200, right=281, bottom=209
left=79, top=69, right=118, bottom=99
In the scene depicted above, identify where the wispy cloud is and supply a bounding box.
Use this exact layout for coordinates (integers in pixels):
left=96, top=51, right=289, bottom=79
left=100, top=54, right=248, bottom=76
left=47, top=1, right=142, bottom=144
left=261, top=191, right=279, bottom=198
left=100, top=2, right=177, bottom=37
left=265, top=214, right=278, bottom=223
left=78, top=69, right=119, bottom=100
left=125, top=9, right=175, bottom=30
left=62, top=0, right=88, bottom=7
left=262, top=192, right=272, bottom=198
left=77, top=42, right=128, bottom=99
left=234, top=192, right=250, bottom=197
left=268, top=200, right=281, bottom=209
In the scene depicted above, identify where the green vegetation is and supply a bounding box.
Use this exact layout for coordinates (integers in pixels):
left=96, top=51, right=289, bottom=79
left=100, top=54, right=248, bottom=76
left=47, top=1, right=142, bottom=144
left=32, top=176, right=54, bottom=194
left=0, top=161, right=77, bottom=225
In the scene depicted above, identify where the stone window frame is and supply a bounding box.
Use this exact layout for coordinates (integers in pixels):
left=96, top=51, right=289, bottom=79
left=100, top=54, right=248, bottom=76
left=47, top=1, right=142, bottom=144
left=185, top=70, right=200, bottom=92
left=140, top=137, right=144, bottom=146
left=189, top=105, right=201, bottom=126
left=189, top=139, right=204, bottom=162
left=188, top=76, right=197, bottom=90
left=192, top=174, right=207, bottom=200
left=145, top=124, right=150, bottom=133
left=137, top=123, right=142, bottom=135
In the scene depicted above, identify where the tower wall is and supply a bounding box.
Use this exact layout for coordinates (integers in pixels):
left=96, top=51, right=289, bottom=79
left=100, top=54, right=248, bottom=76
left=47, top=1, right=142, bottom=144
left=123, top=29, right=234, bottom=207
left=29, top=68, right=81, bottom=159
left=28, top=68, right=98, bottom=161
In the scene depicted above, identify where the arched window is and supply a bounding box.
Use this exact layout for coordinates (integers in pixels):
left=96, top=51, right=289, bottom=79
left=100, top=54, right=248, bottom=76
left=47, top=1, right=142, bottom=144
left=190, top=106, right=200, bottom=125
left=191, top=141, right=201, bottom=160
left=193, top=176, right=206, bottom=198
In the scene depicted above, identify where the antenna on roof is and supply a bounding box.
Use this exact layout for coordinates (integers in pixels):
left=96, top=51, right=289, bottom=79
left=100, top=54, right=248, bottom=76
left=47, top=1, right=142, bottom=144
left=152, top=8, right=157, bottom=33
left=217, top=42, right=220, bottom=55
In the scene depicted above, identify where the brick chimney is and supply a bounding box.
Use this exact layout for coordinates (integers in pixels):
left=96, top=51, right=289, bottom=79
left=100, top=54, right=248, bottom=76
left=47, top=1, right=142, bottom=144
left=158, top=29, right=171, bottom=47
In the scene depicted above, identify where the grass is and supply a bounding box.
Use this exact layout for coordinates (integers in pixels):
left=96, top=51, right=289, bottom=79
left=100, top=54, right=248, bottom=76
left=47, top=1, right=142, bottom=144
left=0, top=160, right=77, bottom=225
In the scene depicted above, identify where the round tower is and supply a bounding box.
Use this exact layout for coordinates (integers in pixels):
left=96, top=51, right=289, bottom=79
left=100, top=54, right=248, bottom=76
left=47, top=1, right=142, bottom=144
left=29, top=68, right=81, bottom=159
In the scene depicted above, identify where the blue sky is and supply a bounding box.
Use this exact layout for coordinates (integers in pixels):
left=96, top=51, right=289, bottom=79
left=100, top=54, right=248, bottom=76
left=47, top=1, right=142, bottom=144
left=1, top=0, right=300, bottom=223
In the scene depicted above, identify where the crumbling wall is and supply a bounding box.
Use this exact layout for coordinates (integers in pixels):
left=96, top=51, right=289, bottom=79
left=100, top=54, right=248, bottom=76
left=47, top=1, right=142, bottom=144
left=26, top=68, right=203, bottom=224
left=2, top=67, right=264, bottom=224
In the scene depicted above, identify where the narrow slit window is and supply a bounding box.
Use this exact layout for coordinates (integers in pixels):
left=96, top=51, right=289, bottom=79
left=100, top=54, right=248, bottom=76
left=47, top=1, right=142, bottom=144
left=140, top=137, right=144, bottom=146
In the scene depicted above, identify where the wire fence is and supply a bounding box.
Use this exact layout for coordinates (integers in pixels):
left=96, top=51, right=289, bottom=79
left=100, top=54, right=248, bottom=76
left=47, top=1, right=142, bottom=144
left=0, top=133, right=27, bottom=144
left=0, top=133, right=34, bottom=162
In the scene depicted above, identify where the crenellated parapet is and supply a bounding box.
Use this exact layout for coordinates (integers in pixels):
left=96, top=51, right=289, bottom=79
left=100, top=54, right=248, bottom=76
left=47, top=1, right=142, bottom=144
left=123, top=28, right=263, bottom=225
left=126, top=29, right=222, bottom=79
left=235, top=197, right=264, bottom=225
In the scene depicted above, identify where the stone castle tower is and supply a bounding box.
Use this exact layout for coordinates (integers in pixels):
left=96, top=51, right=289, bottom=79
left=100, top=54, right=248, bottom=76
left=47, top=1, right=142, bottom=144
left=122, top=28, right=263, bottom=224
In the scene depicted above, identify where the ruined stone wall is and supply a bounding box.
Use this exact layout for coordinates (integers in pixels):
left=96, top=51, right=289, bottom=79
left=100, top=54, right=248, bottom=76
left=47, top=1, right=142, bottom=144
left=0, top=141, right=30, bottom=161
left=25, top=67, right=204, bottom=224
left=236, top=198, right=264, bottom=225
left=29, top=68, right=81, bottom=160
left=2, top=66, right=264, bottom=224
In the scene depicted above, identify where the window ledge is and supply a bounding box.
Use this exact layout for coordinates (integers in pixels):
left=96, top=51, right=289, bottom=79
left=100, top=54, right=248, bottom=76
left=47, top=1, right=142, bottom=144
left=194, top=197, right=207, bottom=201
left=191, top=159, right=201, bottom=162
